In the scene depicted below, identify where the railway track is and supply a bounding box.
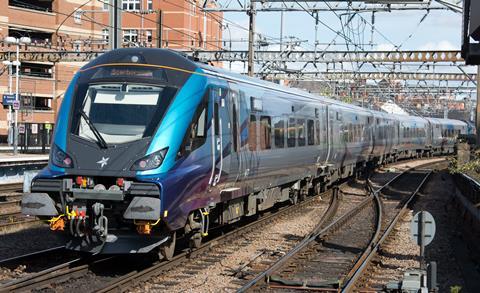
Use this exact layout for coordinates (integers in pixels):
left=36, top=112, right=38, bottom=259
left=344, top=169, right=433, bottom=292
left=0, top=182, right=341, bottom=293
left=0, top=183, right=23, bottom=194
left=237, top=163, right=435, bottom=292
left=0, top=158, right=445, bottom=292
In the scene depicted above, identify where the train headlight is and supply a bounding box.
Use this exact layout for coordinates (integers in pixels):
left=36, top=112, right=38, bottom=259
left=131, top=148, right=168, bottom=171
left=51, top=144, right=73, bottom=168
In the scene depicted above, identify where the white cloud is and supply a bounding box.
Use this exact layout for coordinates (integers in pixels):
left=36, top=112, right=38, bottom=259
left=417, top=40, right=458, bottom=50
left=376, top=43, right=396, bottom=51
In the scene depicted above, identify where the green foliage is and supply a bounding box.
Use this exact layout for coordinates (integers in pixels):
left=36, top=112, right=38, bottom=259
left=449, top=149, right=480, bottom=174
left=450, top=285, right=462, bottom=293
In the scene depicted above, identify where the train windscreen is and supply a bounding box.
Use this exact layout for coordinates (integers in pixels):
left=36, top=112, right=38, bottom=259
left=74, top=83, right=176, bottom=144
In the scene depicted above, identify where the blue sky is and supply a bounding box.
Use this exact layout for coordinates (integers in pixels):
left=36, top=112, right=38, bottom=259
left=223, top=8, right=462, bottom=51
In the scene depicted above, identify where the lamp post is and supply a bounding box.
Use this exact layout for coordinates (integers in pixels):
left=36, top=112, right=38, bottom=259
left=2, top=60, right=13, bottom=145
left=4, top=36, right=31, bottom=155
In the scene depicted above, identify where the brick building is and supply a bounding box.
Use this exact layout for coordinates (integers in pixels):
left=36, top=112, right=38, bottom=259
left=0, top=0, right=222, bottom=147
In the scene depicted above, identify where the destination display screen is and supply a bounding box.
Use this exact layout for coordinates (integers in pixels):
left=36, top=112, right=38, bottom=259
left=91, top=66, right=168, bottom=82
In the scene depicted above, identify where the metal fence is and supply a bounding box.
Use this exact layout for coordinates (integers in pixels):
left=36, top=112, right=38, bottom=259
left=17, top=122, right=54, bottom=154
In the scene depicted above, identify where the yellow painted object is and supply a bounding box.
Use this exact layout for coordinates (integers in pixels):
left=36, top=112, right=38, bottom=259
left=49, top=216, right=65, bottom=231
left=136, top=221, right=152, bottom=235
left=134, top=218, right=161, bottom=235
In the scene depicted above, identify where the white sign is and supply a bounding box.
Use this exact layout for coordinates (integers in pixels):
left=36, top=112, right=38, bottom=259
left=410, top=211, right=436, bottom=246
left=18, top=124, right=25, bottom=134
left=31, top=124, right=38, bottom=134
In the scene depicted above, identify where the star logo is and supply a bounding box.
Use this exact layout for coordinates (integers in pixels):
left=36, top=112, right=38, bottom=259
left=96, top=157, right=109, bottom=168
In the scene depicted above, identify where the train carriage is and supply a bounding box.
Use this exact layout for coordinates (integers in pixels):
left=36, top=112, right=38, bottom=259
left=21, top=48, right=469, bottom=258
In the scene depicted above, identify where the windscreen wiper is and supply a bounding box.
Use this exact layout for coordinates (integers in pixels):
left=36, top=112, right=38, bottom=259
left=79, top=110, right=108, bottom=149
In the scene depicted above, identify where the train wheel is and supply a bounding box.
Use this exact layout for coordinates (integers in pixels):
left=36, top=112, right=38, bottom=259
left=290, top=190, right=298, bottom=205
left=159, top=231, right=176, bottom=260
left=190, top=233, right=202, bottom=249
left=185, top=212, right=203, bottom=249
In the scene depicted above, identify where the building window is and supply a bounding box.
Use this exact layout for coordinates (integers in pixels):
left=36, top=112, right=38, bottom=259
left=102, top=29, right=109, bottom=44
left=147, top=0, right=153, bottom=10
left=123, top=29, right=138, bottom=43
left=191, top=1, right=196, bottom=15
left=73, top=40, right=82, bottom=52
left=146, top=30, right=152, bottom=43
left=74, top=10, right=82, bottom=24
left=20, top=62, right=53, bottom=78
left=122, top=0, right=140, bottom=11
left=9, top=0, right=53, bottom=12
left=103, top=0, right=109, bottom=10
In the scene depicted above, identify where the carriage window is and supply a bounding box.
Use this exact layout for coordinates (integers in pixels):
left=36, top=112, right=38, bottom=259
left=260, top=116, right=271, bottom=150
left=274, top=118, right=285, bottom=148
left=288, top=118, right=296, bottom=147
left=315, top=120, right=321, bottom=145
left=178, top=96, right=208, bottom=157
left=307, top=120, right=314, bottom=145
left=298, top=119, right=306, bottom=146
left=248, top=115, right=257, bottom=151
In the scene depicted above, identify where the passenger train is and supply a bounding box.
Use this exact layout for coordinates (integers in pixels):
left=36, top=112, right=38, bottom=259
left=22, top=49, right=468, bottom=259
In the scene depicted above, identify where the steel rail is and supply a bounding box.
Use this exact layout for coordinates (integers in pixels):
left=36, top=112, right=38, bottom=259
left=0, top=183, right=23, bottom=194
left=237, top=159, right=443, bottom=292
left=341, top=170, right=433, bottom=292
left=236, top=187, right=344, bottom=293
left=0, top=200, right=21, bottom=210
left=0, top=246, right=66, bottom=266
left=0, top=256, right=91, bottom=293
left=96, top=185, right=342, bottom=293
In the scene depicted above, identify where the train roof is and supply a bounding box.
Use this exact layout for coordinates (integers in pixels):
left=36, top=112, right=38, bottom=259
left=85, top=49, right=466, bottom=126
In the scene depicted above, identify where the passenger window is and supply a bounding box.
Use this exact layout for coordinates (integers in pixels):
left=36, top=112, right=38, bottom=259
left=178, top=98, right=208, bottom=158
left=298, top=119, right=305, bottom=146
left=315, top=120, right=321, bottom=145
left=274, top=118, right=285, bottom=148
left=288, top=118, right=296, bottom=147
left=307, top=120, right=314, bottom=146
left=248, top=115, right=257, bottom=151
left=260, top=116, right=271, bottom=150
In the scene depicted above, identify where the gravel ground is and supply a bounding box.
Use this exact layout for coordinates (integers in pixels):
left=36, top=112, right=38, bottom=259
left=132, top=195, right=333, bottom=293
left=365, top=167, right=480, bottom=292
left=0, top=192, right=22, bottom=214
left=0, top=226, right=66, bottom=282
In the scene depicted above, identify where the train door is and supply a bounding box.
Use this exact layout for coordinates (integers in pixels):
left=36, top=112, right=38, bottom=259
left=227, top=84, right=246, bottom=184
left=325, top=105, right=332, bottom=164
left=209, top=87, right=232, bottom=187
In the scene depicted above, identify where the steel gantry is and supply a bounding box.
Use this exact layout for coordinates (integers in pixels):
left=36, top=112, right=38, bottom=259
left=190, top=50, right=464, bottom=63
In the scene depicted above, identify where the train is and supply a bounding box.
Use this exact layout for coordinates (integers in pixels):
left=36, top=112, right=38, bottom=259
left=22, top=48, right=468, bottom=259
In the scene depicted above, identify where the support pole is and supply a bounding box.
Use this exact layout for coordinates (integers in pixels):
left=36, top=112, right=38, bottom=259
left=477, top=65, right=480, bottom=145
left=157, top=10, right=163, bottom=48
left=14, top=44, right=19, bottom=155
left=109, top=0, right=122, bottom=50
left=247, top=1, right=256, bottom=77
